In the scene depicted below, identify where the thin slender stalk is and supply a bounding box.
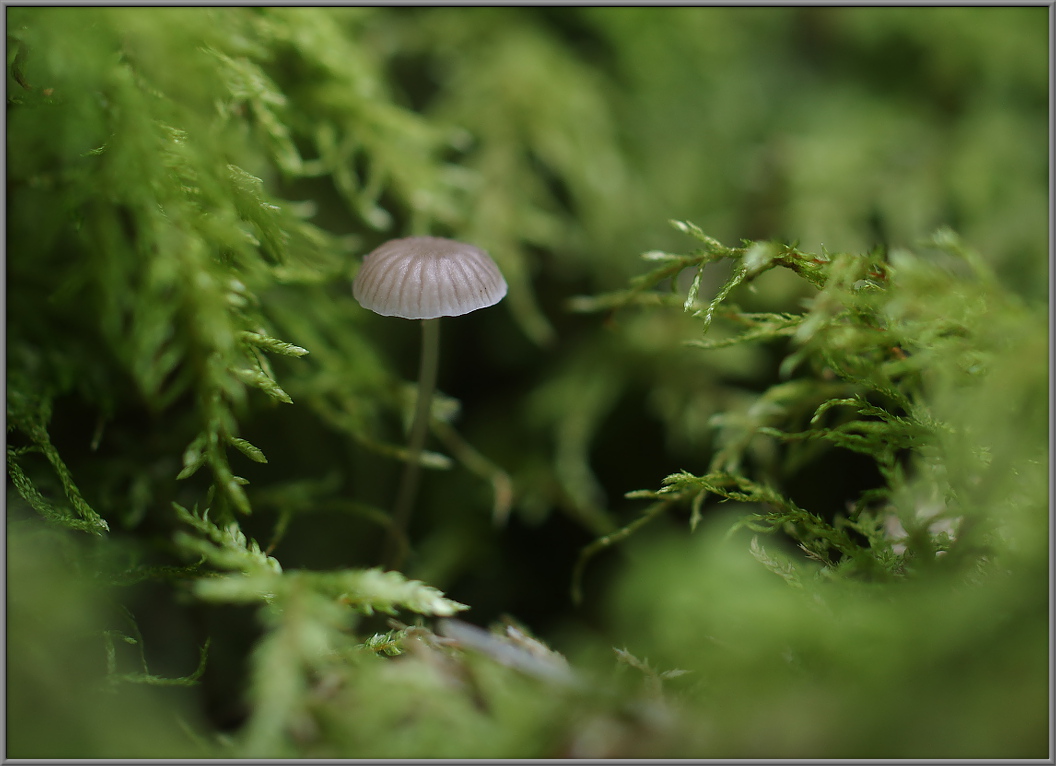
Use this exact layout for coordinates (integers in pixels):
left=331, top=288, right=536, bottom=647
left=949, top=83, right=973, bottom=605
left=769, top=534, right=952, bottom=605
left=382, top=317, right=440, bottom=570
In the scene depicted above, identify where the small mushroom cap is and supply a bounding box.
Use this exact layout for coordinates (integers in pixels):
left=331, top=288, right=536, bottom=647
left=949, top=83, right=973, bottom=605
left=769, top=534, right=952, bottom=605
left=353, top=236, right=508, bottom=320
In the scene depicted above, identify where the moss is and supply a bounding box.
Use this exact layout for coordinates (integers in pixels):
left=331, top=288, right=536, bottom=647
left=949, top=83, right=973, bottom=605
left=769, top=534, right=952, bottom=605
left=7, top=7, right=1047, bottom=759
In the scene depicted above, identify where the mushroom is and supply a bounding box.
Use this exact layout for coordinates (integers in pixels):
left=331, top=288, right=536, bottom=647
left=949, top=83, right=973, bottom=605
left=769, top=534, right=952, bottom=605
left=353, top=236, right=507, bottom=570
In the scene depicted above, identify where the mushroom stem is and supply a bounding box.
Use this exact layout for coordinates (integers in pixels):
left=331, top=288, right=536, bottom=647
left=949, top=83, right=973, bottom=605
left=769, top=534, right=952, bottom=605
left=382, top=317, right=441, bottom=570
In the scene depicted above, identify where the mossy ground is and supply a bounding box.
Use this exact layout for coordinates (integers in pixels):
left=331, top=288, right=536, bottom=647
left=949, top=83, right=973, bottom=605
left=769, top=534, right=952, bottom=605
left=7, top=7, right=1049, bottom=759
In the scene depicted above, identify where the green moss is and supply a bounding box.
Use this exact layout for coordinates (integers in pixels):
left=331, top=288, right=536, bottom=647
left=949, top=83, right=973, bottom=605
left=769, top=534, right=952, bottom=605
left=7, top=7, right=1047, bottom=759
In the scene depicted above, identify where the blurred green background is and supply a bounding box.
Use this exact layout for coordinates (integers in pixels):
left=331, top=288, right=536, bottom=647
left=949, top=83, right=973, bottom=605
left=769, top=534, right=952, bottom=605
left=6, top=6, right=1049, bottom=758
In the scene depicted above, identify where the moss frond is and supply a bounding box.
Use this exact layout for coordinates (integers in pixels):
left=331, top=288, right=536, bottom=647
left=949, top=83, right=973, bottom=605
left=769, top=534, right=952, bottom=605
left=574, top=222, right=1046, bottom=587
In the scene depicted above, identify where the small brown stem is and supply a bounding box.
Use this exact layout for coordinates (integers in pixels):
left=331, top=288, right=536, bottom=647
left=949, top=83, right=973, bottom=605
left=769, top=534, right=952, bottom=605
left=382, top=317, right=440, bottom=570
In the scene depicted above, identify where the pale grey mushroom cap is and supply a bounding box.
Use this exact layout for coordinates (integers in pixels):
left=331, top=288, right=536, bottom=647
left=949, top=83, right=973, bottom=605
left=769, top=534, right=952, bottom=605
left=353, top=236, right=508, bottom=320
